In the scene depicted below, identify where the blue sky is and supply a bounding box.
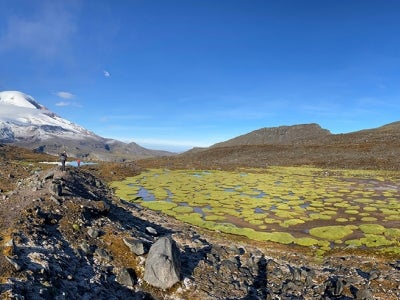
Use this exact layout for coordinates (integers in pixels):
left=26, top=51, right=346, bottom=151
left=1, top=0, right=400, bottom=152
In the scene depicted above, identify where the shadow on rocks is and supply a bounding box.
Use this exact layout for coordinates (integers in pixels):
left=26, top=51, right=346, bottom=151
left=0, top=219, right=152, bottom=299
left=239, top=255, right=270, bottom=300
left=180, top=236, right=212, bottom=279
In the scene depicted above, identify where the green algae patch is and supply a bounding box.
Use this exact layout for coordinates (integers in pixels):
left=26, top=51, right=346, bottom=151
left=172, top=206, right=194, bottom=214
left=296, top=237, right=320, bottom=247
left=110, top=166, right=400, bottom=255
left=140, top=201, right=177, bottom=211
left=361, top=217, right=378, bottom=222
left=359, top=234, right=394, bottom=247
left=336, top=217, right=349, bottom=223
left=359, top=224, right=386, bottom=235
left=109, top=181, right=141, bottom=201
left=309, top=225, right=355, bottom=241
left=280, top=219, right=305, bottom=228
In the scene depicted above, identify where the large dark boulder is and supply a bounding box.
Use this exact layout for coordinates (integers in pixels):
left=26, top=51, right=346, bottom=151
left=144, top=235, right=181, bottom=289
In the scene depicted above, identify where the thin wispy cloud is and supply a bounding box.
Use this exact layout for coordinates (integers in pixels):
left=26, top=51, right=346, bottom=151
left=55, top=101, right=70, bottom=107
left=0, top=2, right=78, bottom=57
left=55, top=91, right=80, bottom=107
left=103, top=70, right=111, bottom=77
left=56, top=91, right=75, bottom=99
left=55, top=101, right=82, bottom=107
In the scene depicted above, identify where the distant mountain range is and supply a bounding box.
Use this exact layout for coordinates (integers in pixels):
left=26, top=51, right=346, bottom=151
left=0, top=91, right=173, bottom=161
left=140, top=122, right=400, bottom=170
left=2, top=90, right=400, bottom=168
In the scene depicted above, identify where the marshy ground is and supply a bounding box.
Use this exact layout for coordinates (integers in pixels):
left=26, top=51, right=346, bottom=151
left=110, top=166, right=400, bottom=257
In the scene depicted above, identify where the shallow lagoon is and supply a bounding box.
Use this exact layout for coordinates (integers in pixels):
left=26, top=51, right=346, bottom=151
left=110, top=166, right=400, bottom=255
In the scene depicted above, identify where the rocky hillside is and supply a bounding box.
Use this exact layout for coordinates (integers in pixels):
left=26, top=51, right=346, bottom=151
left=137, top=122, right=400, bottom=171
left=211, top=123, right=331, bottom=147
left=0, top=155, right=399, bottom=299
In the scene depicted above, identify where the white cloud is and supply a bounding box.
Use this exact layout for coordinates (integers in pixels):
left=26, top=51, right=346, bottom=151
left=103, top=70, right=111, bottom=77
left=55, top=101, right=70, bottom=107
left=56, top=91, right=75, bottom=99
left=55, top=101, right=82, bottom=107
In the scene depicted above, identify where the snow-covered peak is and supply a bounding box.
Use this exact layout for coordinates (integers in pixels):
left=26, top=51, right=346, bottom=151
left=0, top=90, right=100, bottom=142
left=0, top=91, right=44, bottom=109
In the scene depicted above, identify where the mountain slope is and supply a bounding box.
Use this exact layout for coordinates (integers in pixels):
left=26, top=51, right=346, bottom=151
left=136, top=121, right=400, bottom=171
left=0, top=91, right=173, bottom=160
left=0, top=91, right=97, bottom=141
left=211, top=123, right=331, bottom=148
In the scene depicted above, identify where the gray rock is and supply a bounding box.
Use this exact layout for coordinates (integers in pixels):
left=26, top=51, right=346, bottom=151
left=51, top=195, right=61, bottom=205
left=145, top=226, right=158, bottom=236
left=5, top=255, right=22, bottom=271
left=123, top=237, right=150, bottom=255
left=4, top=238, right=16, bottom=252
left=79, top=241, right=92, bottom=254
left=87, top=227, right=100, bottom=238
left=355, top=287, right=374, bottom=300
left=50, top=180, right=62, bottom=196
left=368, top=269, right=380, bottom=281
left=95, top=248, right=113, bottom=262
left=44, top=172, right=54, bottom=180
left=324, top=276, right=344, bottom=297
left=116, top=267, right=137, bottom=287
left=144, top=235, right=181, bottom=289
left=288, top=264, right=302, bottom=281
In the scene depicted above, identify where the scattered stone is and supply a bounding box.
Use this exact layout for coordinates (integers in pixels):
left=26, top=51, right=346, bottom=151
left=145, top=226, right=158, bottom=236
left=44, top=172, right=54, bottom=180
left=324, top=276, right=344, bottom=297
left=116, top=267, right=137, bottom=287
left=79, top=240, right=92, bottom=254
left=352, top=285, right=374, bottom=300
left=144, top=235, right=181, bottom=289
left=5, top=256, right=22, bottom=271
left=123, top=237, right=150, bottom=255
left=95, top=248, right=113, bottom=262
left=50, top=180, right=62, bottom=196
left=4, top=238, right=16, bottom=256
left=87, top=227, right=101, bottom=238
left=51, top=195, right=61, bottom=205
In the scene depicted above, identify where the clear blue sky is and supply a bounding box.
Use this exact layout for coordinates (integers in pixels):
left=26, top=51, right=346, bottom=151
left=1, top=0, right=400, bottom=152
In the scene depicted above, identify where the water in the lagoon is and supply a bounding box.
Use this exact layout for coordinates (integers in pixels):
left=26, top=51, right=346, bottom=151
left=137, top=187, right=156, bottom=201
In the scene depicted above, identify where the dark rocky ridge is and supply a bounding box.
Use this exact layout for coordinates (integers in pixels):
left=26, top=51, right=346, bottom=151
left=0, top=166, right=399, bottom=299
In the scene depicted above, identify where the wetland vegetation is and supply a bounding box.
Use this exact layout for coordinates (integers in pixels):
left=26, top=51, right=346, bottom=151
left=110, top=166, right=400, bottom=255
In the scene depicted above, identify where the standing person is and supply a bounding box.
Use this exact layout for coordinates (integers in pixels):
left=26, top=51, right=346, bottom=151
left=60, top=151, right=67, bottom=171
left=77, top=159, right=81, bottom=168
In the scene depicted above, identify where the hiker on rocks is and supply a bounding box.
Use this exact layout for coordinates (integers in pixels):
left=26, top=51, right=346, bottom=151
left=77, top=159, right=81, bottom=168
left=59, top=151, right=67, bottom=171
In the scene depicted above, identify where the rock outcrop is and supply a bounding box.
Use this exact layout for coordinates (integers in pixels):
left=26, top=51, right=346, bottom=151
left=144, top=235, right=181, bottom=289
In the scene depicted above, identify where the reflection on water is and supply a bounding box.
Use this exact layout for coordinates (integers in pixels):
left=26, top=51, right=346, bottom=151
left=191, top=171, right=212, bottom=177
left=254, top=207, right=264, bottom=213
left=67, top=161, right=97, bottom=167
left=137, top=187, right=155, bottom=201
left=300, top=202, right=311, bottom=209
left=193, top=207, right=205, bottom=217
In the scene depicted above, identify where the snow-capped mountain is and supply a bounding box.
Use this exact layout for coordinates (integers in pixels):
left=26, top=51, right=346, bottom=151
left=0, top=91, right=173, bottom=160
left=0, top=91, right=99, bottom=142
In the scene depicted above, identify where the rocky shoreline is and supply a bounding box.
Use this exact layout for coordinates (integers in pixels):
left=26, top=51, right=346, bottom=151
left=0, top=167, right=399, bottom=299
